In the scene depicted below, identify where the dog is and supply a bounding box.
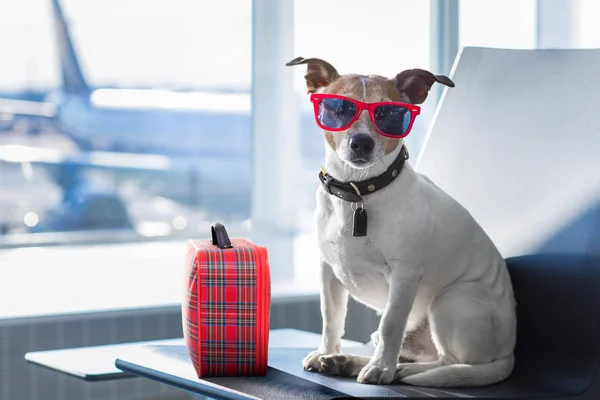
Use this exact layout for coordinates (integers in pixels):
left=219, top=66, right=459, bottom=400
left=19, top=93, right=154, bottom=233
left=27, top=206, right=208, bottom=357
left=285, top=57, right=517, bottom=387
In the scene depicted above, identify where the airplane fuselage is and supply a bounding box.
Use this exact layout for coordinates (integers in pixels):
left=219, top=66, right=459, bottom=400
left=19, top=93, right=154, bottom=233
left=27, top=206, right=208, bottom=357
left=56, top=88, right=322, bottom=159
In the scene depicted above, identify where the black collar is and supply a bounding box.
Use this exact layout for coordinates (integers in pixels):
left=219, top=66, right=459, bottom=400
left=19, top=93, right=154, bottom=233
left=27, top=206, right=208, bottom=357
left=319, top=144, right=409, bottom=202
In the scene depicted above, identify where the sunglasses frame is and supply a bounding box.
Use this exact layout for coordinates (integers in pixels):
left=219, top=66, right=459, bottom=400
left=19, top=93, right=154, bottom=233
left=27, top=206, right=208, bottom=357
left=309, top=93, right=421, bottom=138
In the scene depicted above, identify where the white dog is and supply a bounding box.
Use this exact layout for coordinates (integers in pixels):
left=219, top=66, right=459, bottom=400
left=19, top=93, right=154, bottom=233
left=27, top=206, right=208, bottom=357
left=286, top=57, right=517, bottom=387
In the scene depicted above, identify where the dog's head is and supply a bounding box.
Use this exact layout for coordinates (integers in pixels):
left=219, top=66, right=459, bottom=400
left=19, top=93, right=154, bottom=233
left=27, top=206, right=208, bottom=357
left=287, top=57, right=454, bottom=169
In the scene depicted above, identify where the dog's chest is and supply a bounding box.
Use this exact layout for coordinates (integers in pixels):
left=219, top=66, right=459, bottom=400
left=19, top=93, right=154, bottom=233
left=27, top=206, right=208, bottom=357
left=316, top=195, right=397, bottom=299
left=319, top=210, right=385, bottom=263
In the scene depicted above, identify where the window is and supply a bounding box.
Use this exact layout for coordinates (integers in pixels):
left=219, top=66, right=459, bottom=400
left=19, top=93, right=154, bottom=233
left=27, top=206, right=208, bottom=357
left=0, top=0, right=58, bottom=91
left=0, top=0, right=253, bottom=317
left=577, top=0, right=600, bottom=48
left=65, top=0, right=251, bottom=91
left=459, top=0, right=537, bottom=50
left=0, top=0, right=252, bottom=239
left=293, top=0, right=431, bottom=91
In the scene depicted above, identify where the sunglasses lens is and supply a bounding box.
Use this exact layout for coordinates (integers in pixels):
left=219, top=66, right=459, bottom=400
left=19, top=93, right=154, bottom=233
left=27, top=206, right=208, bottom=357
left=374, top=105, right=412, bottom=136
left=317, top=98, right=357, bottom=129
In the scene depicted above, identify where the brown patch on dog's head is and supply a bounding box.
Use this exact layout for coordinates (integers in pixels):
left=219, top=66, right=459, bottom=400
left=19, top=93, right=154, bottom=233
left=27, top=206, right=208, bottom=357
left=286, top=58, right=454, bottom=169
left=323, top=131, right=336, bottom=149
left=383, top=136, right=400, bottom=155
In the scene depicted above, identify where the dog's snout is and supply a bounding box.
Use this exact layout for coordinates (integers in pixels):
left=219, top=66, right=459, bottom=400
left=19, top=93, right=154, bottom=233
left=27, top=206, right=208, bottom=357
left=349, top=134, right=375, bottom=157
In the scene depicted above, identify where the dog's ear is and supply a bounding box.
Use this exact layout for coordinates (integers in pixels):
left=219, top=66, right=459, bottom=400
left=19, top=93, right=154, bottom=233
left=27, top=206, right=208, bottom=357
left=395, top=69, right=455, bottom=104
left=286, top=57, right=340, bottom=94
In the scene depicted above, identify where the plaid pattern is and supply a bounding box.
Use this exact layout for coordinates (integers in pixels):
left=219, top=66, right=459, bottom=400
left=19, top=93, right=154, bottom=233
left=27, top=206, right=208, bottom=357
left=182, top=238, right=270, bottom=378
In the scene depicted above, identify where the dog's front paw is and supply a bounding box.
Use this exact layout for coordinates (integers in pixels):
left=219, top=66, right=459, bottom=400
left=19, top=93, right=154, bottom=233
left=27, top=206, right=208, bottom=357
left=302, top=350, right=327, bottom=372
left=357, top=361, right=396, bottom=385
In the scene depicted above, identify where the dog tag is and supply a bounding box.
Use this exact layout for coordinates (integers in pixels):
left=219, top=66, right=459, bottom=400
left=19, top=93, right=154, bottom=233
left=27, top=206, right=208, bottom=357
left=353, top=207, right=368, bottom=237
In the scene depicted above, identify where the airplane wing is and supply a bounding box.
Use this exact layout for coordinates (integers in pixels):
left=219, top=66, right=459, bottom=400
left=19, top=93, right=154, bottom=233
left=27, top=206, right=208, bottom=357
left=0, top=144, right=251, bottom=189
left=0, top=98, right=57, bottom=119
left=0, top=144, right=172, bottom=172
left=0, top=97, right=59, bottom=138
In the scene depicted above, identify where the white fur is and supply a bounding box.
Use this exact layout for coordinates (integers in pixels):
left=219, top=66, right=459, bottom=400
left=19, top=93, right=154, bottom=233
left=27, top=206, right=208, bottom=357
left=360, top=76, right=367, bottom=99
left=302, top=120, right=517, bottom=386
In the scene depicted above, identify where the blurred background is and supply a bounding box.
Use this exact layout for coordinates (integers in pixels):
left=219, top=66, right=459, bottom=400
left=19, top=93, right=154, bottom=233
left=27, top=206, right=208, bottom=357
left=0, top=0, right=599, bottom=399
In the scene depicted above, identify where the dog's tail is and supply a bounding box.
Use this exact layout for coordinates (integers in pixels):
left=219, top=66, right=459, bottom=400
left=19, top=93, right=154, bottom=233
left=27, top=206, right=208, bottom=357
left=400, top=353, right=514, bottom=388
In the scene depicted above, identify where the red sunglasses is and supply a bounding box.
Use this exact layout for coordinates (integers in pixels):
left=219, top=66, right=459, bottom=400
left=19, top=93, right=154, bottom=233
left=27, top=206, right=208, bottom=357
left=309, top=93, right=421, bottom=138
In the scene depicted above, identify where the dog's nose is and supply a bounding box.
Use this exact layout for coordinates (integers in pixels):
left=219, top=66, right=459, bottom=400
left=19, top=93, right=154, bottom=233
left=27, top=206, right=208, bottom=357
left=349, top=134, right=375, bottom=157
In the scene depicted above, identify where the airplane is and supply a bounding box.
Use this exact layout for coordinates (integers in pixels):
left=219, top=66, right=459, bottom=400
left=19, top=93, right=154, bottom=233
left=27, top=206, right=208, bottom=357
left=0, top=0, right=323, bottom=236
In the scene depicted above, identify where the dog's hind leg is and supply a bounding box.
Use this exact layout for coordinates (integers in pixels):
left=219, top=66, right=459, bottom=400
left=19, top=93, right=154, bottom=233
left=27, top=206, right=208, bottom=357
left=394, top=358, right=452, bottom=381
left=399, top=319, right=438, bottom=363
left=318, top=354, right=370, bottom=377
left=395, top=282, right=516, bottom=387
left=371, top=318, right=437, bottom=363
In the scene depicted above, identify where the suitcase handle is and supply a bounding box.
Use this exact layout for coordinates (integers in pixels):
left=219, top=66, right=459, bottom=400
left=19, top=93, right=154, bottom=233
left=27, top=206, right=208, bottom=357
left=211, top=223, right=233, bottom=249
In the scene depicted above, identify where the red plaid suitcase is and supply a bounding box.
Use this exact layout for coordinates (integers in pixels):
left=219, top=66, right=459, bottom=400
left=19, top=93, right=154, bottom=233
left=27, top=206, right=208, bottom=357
left=182, top=223, right=271, bottom=377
